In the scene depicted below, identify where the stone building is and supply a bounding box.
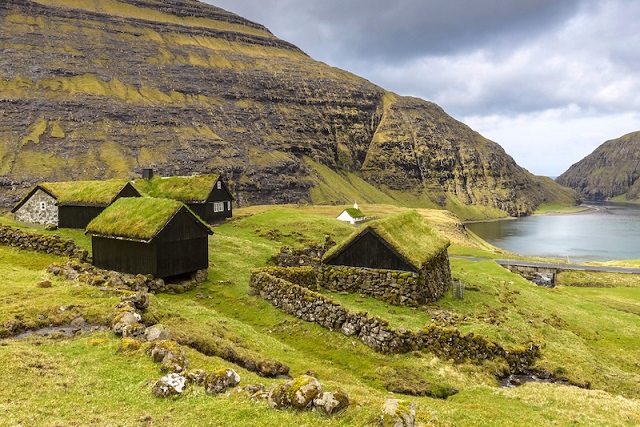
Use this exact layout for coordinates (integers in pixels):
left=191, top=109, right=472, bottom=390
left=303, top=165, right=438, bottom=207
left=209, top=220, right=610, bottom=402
left=11, top=180, right=140, bottom=228
left=320, top=210, right=452, bottom=306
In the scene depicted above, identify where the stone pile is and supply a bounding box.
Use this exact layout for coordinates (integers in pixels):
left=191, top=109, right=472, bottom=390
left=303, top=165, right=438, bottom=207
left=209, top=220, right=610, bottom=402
left=47, top=260, right=205, bottom=294
left=266, top=375, right=349, bottom=416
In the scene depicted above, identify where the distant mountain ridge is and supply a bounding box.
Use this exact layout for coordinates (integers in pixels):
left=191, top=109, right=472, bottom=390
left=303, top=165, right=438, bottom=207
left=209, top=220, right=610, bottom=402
left=0, top=0, right=577, bottom=218
left=557, top=131, right=640, bottom=200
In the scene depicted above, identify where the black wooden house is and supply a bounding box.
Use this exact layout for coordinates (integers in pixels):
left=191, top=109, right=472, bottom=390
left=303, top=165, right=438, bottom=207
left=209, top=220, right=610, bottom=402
left=86, top=197, right=213, bottom=278
left=134, top=172, right=233, bottom=223
left=11, top=180, right=140, bottom=228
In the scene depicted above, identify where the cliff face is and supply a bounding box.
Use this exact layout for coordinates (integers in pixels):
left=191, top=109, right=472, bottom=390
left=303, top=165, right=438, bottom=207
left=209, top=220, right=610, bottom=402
left=557, top=131, right=640, bottom=200
left=0, top=0, right=577, bottom=217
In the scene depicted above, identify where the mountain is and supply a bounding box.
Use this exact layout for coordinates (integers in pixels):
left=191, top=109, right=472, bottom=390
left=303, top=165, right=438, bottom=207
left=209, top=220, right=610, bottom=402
left=557, top=131, right=640, bottom=201
left=0, top=0, right=577, bottom=218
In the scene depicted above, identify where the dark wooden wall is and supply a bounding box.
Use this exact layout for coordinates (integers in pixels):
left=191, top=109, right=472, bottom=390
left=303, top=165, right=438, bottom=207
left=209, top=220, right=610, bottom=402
left=325, top=229, right=416, bottom=272
left=59, top=206, right=105, bottom=229
left=92, top=236, right=158, bottom=276
left=92, top=209, right=211, bottom=278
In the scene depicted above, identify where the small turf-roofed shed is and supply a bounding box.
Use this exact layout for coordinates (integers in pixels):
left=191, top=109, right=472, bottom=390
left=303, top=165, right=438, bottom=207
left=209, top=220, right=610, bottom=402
left=321, top=210, right=452, bottom=306
left=134, top=174, right=233, bottom=223
left=336, top=202, right=366, bottom=225
left=11, top=180, right=140, bottom=228
left=86, top=197, right=213, bottom=278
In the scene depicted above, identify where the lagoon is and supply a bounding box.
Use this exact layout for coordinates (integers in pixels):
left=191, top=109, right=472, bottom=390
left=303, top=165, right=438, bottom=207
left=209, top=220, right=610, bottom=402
left=465, top=202, right=640, bottom=262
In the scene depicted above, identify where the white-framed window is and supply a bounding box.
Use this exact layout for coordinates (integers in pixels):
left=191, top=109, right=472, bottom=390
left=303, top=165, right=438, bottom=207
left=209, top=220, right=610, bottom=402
left=40, top=201, right=47, bottom=211
left=216, top=181, right=221, bottom=190
left=226, top=201, right=232, bottom=210
left=213, top=202, right=224, bottom=212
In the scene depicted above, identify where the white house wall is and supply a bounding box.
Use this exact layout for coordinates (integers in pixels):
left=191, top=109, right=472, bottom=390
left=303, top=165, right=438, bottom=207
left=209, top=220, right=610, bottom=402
left=14, top=189, right=58, bottom=225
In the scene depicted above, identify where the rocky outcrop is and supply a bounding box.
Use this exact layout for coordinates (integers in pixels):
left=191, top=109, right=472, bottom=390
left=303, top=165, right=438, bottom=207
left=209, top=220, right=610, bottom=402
left=557, top=131, right=640, bottom=200
left=0, top=0, right=576, bottom=217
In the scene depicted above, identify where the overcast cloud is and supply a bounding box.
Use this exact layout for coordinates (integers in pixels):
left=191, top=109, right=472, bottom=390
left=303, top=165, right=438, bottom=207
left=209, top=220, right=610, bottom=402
left=207, top=0, right=640, bottom=176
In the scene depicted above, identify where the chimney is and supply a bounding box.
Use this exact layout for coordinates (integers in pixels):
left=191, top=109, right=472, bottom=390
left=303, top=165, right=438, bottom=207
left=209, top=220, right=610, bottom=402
left=142, top=168, right=154, bottom=180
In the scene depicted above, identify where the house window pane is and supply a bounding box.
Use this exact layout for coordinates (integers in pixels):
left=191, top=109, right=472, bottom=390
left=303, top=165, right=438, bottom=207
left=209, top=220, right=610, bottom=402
left=40, top=201, right=47, bottom=210
left=213, top=202, right=224, bottom=212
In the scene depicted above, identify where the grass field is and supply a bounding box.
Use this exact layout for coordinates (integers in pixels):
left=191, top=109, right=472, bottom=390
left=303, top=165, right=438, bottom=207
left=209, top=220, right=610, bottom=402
left=1, top=205, right=639, bottom=426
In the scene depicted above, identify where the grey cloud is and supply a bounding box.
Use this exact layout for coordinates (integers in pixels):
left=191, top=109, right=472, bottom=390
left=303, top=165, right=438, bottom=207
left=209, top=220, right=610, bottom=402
left=211, top=0, right=584, bottom=62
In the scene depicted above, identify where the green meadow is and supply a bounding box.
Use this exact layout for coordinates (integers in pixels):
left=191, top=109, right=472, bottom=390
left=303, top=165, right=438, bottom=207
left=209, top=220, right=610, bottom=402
left=1, top=205, right=639, bottom=426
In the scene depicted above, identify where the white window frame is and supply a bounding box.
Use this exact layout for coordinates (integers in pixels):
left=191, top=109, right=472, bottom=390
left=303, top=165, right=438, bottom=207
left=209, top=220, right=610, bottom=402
left=216, top=181, right=222, bottom=190
left=40, top=201, right=47, bottom=211
left=213, top=202, right=224, bottom=212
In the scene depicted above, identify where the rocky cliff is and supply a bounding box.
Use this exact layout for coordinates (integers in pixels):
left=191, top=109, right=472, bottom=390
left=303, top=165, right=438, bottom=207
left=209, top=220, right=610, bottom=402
left=0, top=0, right=577, bottom=217
left=557, top=131, right=640, bottom=200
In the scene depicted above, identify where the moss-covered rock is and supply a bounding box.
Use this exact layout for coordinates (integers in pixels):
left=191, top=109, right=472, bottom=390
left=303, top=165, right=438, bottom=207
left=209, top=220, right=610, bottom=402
left=313, top=390, right=349, bottom=416
left=147, top=340, right=189, bottom=373
left=287, top=375, right=322, bottom=410
left=152, top=373, right=187, bottom=398
left=379, top=399, right=416, bottom=427
left=204, top=368, right=241, bottom=395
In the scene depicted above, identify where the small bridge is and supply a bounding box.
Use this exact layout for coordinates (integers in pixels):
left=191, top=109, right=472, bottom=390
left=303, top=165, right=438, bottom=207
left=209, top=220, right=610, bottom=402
left=494, top=259, right=640, bottom=287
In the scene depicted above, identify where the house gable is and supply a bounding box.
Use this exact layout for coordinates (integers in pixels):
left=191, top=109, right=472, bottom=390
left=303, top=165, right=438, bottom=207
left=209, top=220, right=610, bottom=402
left=324, top=228, right=417, bottom=272
left=12, top=187, right=59, bottom=225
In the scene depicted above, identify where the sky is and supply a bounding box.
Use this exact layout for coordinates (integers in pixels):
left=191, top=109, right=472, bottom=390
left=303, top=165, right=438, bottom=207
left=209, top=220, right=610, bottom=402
left=207, top=0, right=640, bottom=176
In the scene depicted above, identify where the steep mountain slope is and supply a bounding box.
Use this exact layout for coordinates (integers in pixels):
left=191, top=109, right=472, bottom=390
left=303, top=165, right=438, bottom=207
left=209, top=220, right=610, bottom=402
left=0, top=0, right=577, bottom=217
left=557, top=131, right=640, bottom=200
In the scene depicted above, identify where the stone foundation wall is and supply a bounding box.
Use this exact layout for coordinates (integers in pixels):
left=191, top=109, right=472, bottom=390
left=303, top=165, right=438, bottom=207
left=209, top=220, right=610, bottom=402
left=0, top=224, right=87, bottom=260
left=13, top=189, right=58, bottom=225
left=317, top=250, right=452, bottom=307
left=249, top=268, right=539, bottom=372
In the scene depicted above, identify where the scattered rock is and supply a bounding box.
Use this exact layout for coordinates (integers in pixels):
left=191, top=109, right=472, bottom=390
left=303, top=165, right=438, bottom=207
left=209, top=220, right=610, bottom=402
left=287, top=375, right=322, bottom=410
left=379, top=399, right=416, bottom=427
left=313, top=390, right=350, bottom=416
left=204, top=368, right=241, bottom=395
left=185, top=369, right=207, bottom=386
left=152, top=373, right=187, bottom=398
left=267, top=383, right=291, bottom=410
left=148, top=340, right=189, bottom=373
left=144, top=324, right=172, bottom=342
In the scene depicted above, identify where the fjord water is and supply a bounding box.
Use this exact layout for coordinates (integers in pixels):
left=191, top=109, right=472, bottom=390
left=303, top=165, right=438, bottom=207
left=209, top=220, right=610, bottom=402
left=465, top=202, right=640, bottom=262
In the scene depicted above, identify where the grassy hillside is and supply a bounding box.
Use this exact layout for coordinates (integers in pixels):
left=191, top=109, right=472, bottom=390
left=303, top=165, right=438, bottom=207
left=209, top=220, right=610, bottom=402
left=1, top=205, right=639, bottom=426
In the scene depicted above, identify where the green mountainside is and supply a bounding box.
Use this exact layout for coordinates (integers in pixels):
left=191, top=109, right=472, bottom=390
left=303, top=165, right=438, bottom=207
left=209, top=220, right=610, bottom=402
left=0, top=0, right=577, bottom=218
left=557, top=131, right=640, bottom=201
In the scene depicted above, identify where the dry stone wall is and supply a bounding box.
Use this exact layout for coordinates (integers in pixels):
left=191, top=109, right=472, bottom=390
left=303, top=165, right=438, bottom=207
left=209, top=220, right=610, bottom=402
left=249, top=268, right=540, bottom=372
left=0, top=224, right=87, bottom=260
left=317, top=250, right=452, bottom=307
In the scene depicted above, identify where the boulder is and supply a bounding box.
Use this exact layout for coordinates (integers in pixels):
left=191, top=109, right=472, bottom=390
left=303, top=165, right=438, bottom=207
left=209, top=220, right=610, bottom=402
left=185, top=369, right=207, bottom=386
left=152, top=373, right=187, bottom=398
left=111, top=308, right=142, bottom=336
left=379, top=399, right=416, bottom=427
left=148, top=340, right=189, bottom=373
left=144, top=324, right=172, bottom=342
left=313, top=390, right=350, bottom=416
left=267, top=383, right=291, bottom=410
left=204, top=368, right=241, bottom=395
left=287, top=375, right=322, bottom=410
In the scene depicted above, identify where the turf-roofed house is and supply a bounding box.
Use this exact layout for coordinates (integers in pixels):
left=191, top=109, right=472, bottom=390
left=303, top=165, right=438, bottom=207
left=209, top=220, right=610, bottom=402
left=85, top=198, right=213, bottom=279
left=134, top=170, right=233, bottom=223
left=319, top=210, right=452, bottom=307
left=11, top=180, right=141, bottom=228
left=336, top=202, right=366, bottom=225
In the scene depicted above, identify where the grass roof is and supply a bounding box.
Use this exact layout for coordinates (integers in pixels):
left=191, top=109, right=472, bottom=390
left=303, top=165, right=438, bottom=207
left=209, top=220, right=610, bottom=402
left=324, top=210, right=450, bottom=270
left=40, top=180, right=133, bottom=205
left=345, top=208, right=365, bottom=218
left=86, top=197, right=210, bottom=241
left=134, top=174, right=220, bottom=202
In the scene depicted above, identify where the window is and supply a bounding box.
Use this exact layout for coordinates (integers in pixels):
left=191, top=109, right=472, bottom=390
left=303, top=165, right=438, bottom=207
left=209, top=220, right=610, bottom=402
left=226, top=201, right=232, bottom=211
left=216, top=181, right=221, bottom=190
left=213, top=202, right=224, bottom=212
left=40, top=201, right=47, bottom=211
